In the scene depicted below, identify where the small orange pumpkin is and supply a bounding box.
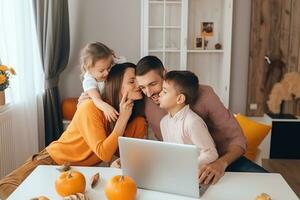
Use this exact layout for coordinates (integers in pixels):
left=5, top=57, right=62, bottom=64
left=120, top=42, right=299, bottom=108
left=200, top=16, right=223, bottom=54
left=62, top=98, right=78, bottom=120
left=105, top=175, right=137, bottom=200
left=55, top=170, right=86, bottom=197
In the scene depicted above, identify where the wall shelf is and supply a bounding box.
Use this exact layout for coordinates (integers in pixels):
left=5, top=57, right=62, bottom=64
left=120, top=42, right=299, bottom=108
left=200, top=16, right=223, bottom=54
left=187, top=49, right=224, bottom=53
left=149, top=26, right=181, bottom=29
left=149, top=1, right=182, bottom=5
left=149, top=49, right=180, bottom=52
left=142, top=0, right=233, bottom=107
left=149, top=49, right=224, bottom=53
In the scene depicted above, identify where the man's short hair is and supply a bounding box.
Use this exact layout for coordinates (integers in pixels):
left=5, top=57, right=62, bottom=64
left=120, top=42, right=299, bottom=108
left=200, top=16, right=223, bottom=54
left=165, top=71, right=199, bottom=105
left=136, top=56, right=165, bottom=77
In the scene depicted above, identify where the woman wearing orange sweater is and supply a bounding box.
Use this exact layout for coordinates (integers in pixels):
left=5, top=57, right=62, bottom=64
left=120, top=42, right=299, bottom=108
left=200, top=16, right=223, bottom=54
left=0, top=63, right=146, bottom=199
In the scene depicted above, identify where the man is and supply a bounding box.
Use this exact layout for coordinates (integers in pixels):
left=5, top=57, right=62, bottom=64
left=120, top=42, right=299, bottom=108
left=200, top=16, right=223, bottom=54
left=135, top=56, right=267, bottom=185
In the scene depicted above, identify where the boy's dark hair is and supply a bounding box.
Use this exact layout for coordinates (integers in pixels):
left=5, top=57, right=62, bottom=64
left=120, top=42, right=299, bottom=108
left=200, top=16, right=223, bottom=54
left=136, top=56, right=165, bottom=77
left=165, top=71, right=199, bottom=105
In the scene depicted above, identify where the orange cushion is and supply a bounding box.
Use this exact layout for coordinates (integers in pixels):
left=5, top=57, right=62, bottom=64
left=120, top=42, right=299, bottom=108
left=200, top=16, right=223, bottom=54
left=62, top=98, right=78, bottom=120
left=235, top=114, right=271, bottom=161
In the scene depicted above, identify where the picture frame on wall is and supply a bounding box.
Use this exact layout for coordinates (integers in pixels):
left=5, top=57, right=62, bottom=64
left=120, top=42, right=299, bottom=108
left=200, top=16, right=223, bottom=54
left=195, top=36, right=204, bottom=49
left=201, top=22, right=214, bottom=37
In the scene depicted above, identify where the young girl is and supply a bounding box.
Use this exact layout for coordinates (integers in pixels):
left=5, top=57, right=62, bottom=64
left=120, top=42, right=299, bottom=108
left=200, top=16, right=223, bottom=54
left=80, top=42, right=126, bottom=122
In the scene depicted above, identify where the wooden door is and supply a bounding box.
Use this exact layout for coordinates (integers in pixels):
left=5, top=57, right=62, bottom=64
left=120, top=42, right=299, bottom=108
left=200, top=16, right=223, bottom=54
left=247, top=0, right=300, bottom=116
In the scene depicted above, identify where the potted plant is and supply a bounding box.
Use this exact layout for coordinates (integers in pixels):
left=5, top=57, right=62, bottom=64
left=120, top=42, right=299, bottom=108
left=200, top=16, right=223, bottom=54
left=0, top=64, right=16, bottom=105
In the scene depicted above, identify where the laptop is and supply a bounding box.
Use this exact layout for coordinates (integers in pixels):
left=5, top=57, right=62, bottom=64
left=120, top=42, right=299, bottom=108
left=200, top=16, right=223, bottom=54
left=118, top=137, right=207, bottom=198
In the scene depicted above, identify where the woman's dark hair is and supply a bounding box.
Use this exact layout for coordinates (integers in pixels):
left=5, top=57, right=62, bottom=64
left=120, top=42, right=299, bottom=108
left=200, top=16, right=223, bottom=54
left=102, top=62, right=144, bottom=128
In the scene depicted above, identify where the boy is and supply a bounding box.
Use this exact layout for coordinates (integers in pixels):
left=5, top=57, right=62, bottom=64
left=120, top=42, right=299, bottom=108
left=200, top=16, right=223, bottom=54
left=159, top=71, right=218, bottom=168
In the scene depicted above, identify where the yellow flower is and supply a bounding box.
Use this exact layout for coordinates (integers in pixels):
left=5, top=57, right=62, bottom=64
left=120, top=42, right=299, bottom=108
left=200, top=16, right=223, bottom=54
left=0, top=74, right=7, bottom=85
left=9, top=68, right=16, bottom=75
left=0, top=65, right=8, bottom=72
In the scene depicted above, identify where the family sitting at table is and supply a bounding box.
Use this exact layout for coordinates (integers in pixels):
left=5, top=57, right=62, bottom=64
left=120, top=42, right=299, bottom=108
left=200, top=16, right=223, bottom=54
left=0, top=42, right=267, bottom=200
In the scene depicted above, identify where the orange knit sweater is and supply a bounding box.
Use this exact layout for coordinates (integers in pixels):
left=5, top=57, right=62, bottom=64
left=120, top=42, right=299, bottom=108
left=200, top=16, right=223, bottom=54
left=47, top=100, right=146, bottom=165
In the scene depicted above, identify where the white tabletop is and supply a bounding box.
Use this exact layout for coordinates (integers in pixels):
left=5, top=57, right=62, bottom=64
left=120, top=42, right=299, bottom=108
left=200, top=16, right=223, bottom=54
left=8, top=165, right=299, bottom=200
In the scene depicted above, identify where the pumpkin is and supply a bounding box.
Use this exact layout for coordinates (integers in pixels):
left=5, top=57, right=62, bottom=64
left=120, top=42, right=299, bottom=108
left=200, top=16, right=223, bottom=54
left=62, top=98, right=78, bottom=120
left=55, top=170, right=86, bottom=197
left=105, top=175, right=137, bottom=200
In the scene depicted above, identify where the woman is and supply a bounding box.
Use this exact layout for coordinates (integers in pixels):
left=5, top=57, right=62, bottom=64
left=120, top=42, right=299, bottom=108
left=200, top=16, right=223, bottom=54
left=0, top=63, right=146, bottom=199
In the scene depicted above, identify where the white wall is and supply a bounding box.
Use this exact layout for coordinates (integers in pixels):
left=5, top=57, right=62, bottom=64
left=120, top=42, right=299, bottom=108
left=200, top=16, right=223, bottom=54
left=60, top=0, right=251, bottom=114
left=59, top=0, right=141, bottom=99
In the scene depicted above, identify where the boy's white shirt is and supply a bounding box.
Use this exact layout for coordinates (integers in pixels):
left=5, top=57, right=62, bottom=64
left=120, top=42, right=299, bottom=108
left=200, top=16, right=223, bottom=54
left=160, top=105, right=219, bottom=168
left=82, top=72, right=105, bottom=93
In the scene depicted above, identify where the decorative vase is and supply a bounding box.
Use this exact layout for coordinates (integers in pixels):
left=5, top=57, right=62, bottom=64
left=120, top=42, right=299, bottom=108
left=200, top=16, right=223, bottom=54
left=267, top=101, right=297, bottom=119
left=0, top=91, right=5, bottom=106
left=267, top=112, right=297, bottom=119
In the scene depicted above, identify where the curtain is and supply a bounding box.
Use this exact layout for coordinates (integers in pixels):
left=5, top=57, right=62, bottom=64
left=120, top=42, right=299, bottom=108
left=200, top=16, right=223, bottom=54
left=0, top=0, right=44, bottom=164
left=32, top=0, right=70, bottom=145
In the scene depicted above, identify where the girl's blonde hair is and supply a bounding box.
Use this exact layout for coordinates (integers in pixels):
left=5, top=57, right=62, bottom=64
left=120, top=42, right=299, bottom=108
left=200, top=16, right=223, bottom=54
left=80, top=42, right=115, bottom=76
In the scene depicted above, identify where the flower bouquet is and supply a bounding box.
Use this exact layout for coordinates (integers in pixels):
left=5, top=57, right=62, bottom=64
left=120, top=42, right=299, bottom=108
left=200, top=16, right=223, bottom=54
left=0, top=65, right=16, bottom=105
left=267, top=72, right=300, bottom=118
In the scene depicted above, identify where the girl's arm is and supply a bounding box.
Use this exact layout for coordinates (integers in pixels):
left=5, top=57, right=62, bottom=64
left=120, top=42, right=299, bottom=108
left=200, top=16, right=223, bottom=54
left=86, top=88, right=119, bottom=122
left=82, top=73, right=118, bottom=122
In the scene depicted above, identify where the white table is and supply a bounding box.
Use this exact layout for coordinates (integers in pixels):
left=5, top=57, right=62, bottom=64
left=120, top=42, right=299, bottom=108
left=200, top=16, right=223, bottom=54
left=8, top=165, right=299, bottom=200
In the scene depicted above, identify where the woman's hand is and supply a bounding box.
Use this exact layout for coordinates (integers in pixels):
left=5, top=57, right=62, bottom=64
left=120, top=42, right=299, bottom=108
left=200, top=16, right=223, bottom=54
left=118, top=91, right=133, bottom=121
left=111, top=91, right=134, bottom=137
left=111, top=158, right=121, bottom=168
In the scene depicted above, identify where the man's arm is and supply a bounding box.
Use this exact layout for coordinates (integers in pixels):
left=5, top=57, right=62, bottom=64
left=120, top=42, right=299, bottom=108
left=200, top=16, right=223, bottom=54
left=193, top=86, right=247, bottom=184
left=199, top=144, right=244, bottom=184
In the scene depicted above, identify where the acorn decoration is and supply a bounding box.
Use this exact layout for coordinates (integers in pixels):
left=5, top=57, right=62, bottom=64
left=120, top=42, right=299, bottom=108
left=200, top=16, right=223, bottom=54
left=62, top=193, right=88, bottom=200
left=256, top=193, right=272, bottom=200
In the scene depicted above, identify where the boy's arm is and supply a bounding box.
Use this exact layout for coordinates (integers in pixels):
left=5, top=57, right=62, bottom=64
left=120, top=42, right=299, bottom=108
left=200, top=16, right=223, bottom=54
left=188, top=118, right=218, bottom=167
left=159, top=117, right=168, bottom=141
